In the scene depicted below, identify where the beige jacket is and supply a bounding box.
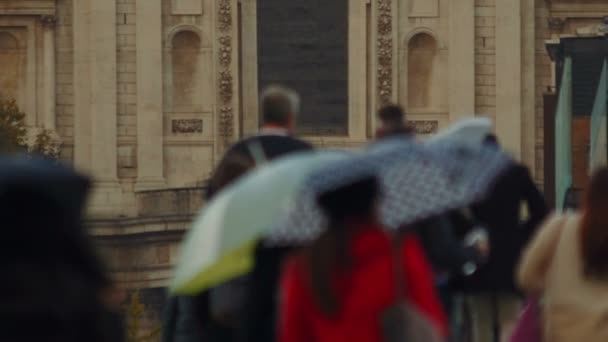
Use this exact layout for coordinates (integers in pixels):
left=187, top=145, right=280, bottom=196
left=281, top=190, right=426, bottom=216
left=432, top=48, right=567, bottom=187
left=518, top=213, right=608, bottom=342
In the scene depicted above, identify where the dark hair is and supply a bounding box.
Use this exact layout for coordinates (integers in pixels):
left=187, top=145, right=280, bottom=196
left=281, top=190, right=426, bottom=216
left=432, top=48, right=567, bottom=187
left=377, top=104, right=413, bottom=137
left=260, top=85, right=299, bottom=126
left=307, top=177, right=379, bottom=315
left=580, top=168, right=608, bottom=278
left=483, top=134, right=500, bottom=147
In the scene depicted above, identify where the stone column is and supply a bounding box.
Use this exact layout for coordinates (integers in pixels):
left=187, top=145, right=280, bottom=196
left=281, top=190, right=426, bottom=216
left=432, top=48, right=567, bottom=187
left=73, top=0, right=93, bottom=171
left=135, top=0, right=165, bottom=191
left=90, top=0, right=119, bottom=184
left=240, top=0, right=259, bottom=136
left=495, top=0, right=522, bottom=158
left=448, top=0, right=475, bottom=121
left=521, top=0, right=536, bottom=172
left=349, top=0, right=367, bottom=140
left=41, top=15, right=56, bottom=130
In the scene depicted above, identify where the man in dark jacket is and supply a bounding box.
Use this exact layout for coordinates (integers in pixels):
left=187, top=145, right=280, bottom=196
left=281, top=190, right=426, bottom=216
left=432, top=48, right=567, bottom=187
left=163, top=85, right=312, bottom=342
left=452, top=134, right=548, bottom=342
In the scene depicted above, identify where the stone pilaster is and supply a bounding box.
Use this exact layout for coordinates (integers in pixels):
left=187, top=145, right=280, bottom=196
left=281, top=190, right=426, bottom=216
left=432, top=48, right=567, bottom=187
left=496, top=0, right=522, bottom=158
left=135, top=0, right=165, bottom=190
left=73, top=0, right=120, bottom=216
left=89, top=0, right=119, bottom=184
left=41, top=15, right=56, bottom=130
left=73, top=0, right=92, bottom=171
left=522, top=0, right=536, bottom=172
left=240, top=0, right=259, bottom=136
left=349, top=0, right=368, bottom=139
left=448, top=0, right=475, bottom=121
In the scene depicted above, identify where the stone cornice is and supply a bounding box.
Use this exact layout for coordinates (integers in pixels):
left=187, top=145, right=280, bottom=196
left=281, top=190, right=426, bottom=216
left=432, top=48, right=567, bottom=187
left=0, top=0, right=56, bottom=16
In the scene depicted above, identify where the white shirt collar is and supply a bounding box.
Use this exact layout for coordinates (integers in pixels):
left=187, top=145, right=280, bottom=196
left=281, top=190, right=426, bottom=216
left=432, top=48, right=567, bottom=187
left=258, top=126, right=290, bottom=137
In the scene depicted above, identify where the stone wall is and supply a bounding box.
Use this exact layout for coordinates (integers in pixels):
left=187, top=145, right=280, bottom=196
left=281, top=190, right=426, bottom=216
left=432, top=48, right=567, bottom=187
left=117, top=0, right=138, bottom=179
left=474, top=0, right=497, bottom=121
left=55, top=0, right=74, bottom=161
left=535, top=0, right=553, bottom=186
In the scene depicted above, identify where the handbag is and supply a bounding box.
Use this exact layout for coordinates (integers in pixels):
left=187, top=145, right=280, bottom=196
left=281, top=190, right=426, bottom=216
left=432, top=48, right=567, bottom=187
left=509, top=297, right=542, bottom=342
left=381, top=237, right=444, bottom=342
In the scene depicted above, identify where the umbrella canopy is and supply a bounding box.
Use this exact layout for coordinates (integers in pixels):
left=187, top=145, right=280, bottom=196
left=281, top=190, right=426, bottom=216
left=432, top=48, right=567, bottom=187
left=171, top=150, right=349, bottom=295
left=266, top=138, right=512, bottom=246
left=429, top=117, right=492, bottom=146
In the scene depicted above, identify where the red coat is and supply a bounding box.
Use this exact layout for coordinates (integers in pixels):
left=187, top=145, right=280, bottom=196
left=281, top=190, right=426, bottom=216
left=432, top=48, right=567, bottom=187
left=277, top=224, right=448, bottom=342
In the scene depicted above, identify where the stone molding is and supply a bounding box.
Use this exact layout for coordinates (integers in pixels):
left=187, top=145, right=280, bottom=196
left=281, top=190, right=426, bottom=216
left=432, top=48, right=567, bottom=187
left=548, top=17, right=566, bottom=32
left=217, top=0, right=234, bottom=146
left=39, top=15, right=56, bottom=28
left=172, top=119, right=203, bottom=134
left=408, top=120, right=439, bottom=135
left=377, top=0, right=393, bottom=105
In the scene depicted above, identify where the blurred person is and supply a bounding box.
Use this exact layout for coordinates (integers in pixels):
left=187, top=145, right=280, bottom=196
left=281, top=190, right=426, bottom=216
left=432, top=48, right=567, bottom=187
left=375, top=104, right=414, bottom=139
left=277, top=176, right=447, bottom=342
left=206, top=84, right=312, bottom=198
left=0, top=157, right=123, bottom=342
left=517, top=168, right=608, bottom=341
left=164, top=84, right=312, bottom=342
left=451, top=134, right=548, bottom=342
left=374, top=104, right=488, bottom=337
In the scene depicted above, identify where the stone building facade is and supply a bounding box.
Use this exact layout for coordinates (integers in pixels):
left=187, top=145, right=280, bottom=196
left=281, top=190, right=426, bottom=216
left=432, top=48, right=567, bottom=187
left=1, top=0, right=608, bottom=334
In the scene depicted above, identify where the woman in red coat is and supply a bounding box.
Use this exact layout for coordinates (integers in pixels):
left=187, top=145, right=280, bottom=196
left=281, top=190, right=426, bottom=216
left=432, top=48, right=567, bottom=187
left=277, top=177, right=447, bottom=342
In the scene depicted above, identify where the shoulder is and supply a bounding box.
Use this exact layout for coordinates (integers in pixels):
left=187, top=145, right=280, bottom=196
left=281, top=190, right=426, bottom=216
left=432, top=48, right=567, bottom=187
left=264, top=135, right=313, bottom=149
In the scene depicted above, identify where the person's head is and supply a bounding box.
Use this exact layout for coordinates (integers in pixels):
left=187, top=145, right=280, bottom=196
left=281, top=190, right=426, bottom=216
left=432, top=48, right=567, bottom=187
left=0, top=162, right=119, bottom=341
left=260, top=84, right=300, bottom=133
left=580, top=168, right=608, bottom=278
left=307, top=176, right=380, bottom=315
left=376, top=104, right=413, bottom=139
left=483, top=134, right=500, bottom=148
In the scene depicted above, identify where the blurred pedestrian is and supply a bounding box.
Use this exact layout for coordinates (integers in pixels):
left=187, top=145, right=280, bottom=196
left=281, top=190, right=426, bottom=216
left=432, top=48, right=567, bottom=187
left=375, top=104, right=414, bottom=139
left=164, top=84, right=312, bottom=342
left=452, top=134, right=548, bottom=342
left=0, top=157, right=123, bottom=342
left=207, top=84, right=312, bottom=198
left=517, top=168, right=608, bottom=341
left=277, top=176, right=447, bottom=342
left=374, top=105, right=487, bottom=336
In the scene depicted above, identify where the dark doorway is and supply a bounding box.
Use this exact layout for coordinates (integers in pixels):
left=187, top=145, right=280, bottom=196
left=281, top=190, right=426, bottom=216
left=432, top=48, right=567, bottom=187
left=257, top=0, right=349, bottom=135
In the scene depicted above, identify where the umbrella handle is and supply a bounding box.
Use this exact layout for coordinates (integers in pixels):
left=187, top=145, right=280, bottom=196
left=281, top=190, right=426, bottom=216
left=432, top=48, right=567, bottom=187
left=247, top=140, right=267, bottom=165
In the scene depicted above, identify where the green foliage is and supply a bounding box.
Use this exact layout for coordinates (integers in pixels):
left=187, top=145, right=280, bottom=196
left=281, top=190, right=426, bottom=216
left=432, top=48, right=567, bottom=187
left=0, top=97, right=27, bottom=153
left=30, top=128, right=61, bottom=159
left=0, top=96, right=61, bottom=158
left=125, top=291, right=162, bottom=342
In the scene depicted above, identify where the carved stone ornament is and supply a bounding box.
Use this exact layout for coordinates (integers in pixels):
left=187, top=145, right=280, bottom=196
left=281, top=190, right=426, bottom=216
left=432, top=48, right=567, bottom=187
left=548, top=17, right=566, bottom=32
left=219, top=106, right=234, bottom=139
left=218, top=0, right=232, bottom=32
left=219, top=70, right=233, bottom=104
left=377, top=0, right=393, bottom=105
left=408, top=120, right=439, bottom=135
left=217, top=0, right=234, bottom=143
left=219, top=36, right=232, bottom=67
left=172, top=119, right=203, bottom=134
left=378, top=0, right=392, bottom=36
left=40, top=15, right=57, bottom=28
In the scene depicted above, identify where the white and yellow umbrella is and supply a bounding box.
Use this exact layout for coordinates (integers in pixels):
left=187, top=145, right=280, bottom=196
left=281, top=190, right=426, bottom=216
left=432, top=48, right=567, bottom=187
left=171, top=150, right=349, bottom=295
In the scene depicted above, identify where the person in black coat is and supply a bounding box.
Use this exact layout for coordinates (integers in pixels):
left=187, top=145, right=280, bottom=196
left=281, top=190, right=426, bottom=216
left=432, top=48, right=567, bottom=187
left=163, top=85, right=312, bottom=342
left=0, top=157, right=124, bottom=342
left=455, top=135, right=548, bottom=294
left=450, top=135, right=548, bottom=342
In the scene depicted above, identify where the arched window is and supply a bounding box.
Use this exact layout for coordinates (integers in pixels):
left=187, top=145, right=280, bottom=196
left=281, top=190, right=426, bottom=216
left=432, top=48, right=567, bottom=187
left=408, top=33, right=437, bottom=109
left=0, top=32, right=23, bottom=101
left=171, top=30, right=202, bottom=110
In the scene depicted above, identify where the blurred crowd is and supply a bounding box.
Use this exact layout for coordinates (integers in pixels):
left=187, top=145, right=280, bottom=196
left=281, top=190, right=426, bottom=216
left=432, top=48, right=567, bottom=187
left=3, top=85, right=608, bottom=342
